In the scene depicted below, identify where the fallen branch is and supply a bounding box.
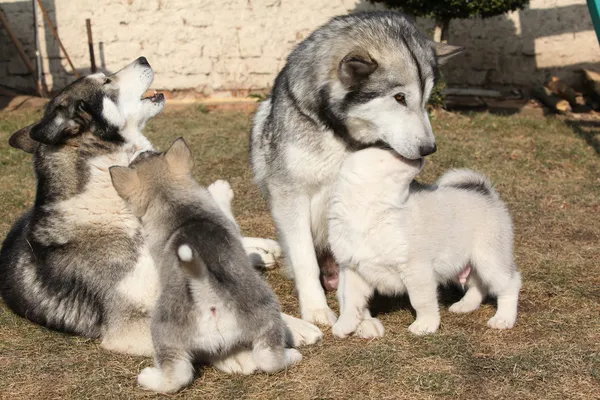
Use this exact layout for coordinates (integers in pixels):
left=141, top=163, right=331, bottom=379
left=532, top=85, right=571, bottom=112
left=546, top=76, right=577, bottom=106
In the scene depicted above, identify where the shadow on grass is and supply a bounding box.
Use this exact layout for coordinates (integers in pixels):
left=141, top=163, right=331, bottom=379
left=564, top=119, right=600, bottom=156
left=369, top=284, right=495, bottom=318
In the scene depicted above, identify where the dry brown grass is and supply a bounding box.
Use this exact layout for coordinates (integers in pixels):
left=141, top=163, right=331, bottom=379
left=0, top=105, right=599, bottom=399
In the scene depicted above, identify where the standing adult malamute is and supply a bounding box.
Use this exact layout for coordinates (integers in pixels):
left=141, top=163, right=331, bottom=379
left=0, top=58, right=322, bottom=372
left=250, top=12, right=463, bottom=326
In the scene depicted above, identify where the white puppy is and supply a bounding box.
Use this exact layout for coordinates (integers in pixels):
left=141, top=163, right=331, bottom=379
left=329, top=148, right=522, bottom=338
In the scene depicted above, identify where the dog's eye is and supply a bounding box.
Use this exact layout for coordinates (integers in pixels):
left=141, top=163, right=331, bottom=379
left=394, top=93, right=406, bottom=106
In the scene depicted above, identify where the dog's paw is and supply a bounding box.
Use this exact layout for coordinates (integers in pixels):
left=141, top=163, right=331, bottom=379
left=302, top=307, right=338, bottom=326
left=449, top=299, right=480, bottom=313
left=356, top=318, right=385, bottom=339
left=247, top=247, right=278, bottom=269
left=282, top=313, right=323, bottom=347
left=243, top=238, right=283, bottom=269
left=255, top=238, right=282, bottom=258
left=138, top=367, right=184, bottom=393
left=212, top=349, right=258, bottom=375
left=284, top=348, right=303, bottom=366
left=208, top=180, right=234, bottom=205
left=331, top=314, right=361, bottom=339
left=487, top=316, right=515, bottom=330
left=408, top=316, right=440, bottom=336
left=138, top=367, right=164, bottom=392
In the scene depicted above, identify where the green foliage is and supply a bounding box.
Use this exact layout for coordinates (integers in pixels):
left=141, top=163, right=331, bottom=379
left=428, top=71, right=446, bottom=109
left=367, top=0, right=529, bottom=20
left=248, top=93, right=267, bottom=102
left=196, top=104, right=210, bottom=114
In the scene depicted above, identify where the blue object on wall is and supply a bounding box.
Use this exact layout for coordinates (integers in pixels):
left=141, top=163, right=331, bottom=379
left=588, top=0, right=600, bottom=45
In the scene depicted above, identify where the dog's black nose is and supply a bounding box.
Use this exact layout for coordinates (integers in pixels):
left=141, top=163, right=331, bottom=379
left=137, top=56, right=150, bottom=66
left=419, top=143, right=437, bottom=157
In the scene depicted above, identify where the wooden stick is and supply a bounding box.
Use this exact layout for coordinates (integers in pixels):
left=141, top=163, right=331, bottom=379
left=532, top=85, right=571, bottom=112
left=546, top=77, right=577, bottom=106
left=36, top=0, right=81, bottom=78
left=86, top=19, right=96, bottom=73
left=32, top=0, right=48, bottom=97
left=0, top=7, right=37, bottom=77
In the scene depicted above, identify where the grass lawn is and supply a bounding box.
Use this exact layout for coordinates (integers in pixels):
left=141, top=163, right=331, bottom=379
left=0, top=104, right=599, bottom=399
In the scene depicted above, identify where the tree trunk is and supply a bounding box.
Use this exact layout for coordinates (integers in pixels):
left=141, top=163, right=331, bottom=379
left=433, top=18, right=450, bottom=43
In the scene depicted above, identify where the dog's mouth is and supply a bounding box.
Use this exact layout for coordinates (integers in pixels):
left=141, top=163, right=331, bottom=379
left=141, top=90, right=165, bottom=104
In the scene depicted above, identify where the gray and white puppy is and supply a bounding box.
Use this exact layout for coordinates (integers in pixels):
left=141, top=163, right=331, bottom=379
left=110, top=138, right=302, bottom=393
left=250, top=11, right=463, bottom=325
left=329, top=148, right=522, bottom=338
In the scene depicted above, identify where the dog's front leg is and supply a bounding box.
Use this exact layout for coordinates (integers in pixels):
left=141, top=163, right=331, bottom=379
left=332, top=267, right=383, bottom=339
left=207, top=180, right=282, bottom=268
left=270, top=192, right=337, bottom=325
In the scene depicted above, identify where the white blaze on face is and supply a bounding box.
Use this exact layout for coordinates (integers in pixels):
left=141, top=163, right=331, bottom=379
left=346, top=81, right=436, bottom=160
left=102, top=97, right=126, bottom=128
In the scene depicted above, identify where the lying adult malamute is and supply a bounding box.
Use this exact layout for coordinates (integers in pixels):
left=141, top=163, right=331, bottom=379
left=0, top=58, right=322, bottom=372
left=250, top=11, right=463, bottom=325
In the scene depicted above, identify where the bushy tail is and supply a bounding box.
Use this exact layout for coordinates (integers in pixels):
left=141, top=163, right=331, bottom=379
left=437, top=168, right=499, bottom=200
left=177, top=244, right=207, bottom=278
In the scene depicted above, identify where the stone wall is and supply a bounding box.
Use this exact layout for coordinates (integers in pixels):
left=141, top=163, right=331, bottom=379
left=1, top=0, right=598, bottom=95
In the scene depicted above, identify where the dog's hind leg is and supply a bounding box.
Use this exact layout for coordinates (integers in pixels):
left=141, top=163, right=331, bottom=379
left=270, top=192, right=337, bottom=325
left=101, top=316, right=154, bottom=357
left=211, top=348, right=258, bottom=375
left=138, top=351, right=195, bottom=393
left=471, top=246, right=521, bottom=329
left=252, top=324, right=302, bottom=373
left=405, top=264, right=441, bottom=335
left=487, top=270, right=521, bottom=330
left=449, top=272, right=487, bottom=313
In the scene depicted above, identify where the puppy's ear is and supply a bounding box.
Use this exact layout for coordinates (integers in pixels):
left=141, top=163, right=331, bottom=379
left=109, top=166, right=139, bottom=202
left=433, top=42, right=464, bottom=65
left=339, top=49, right=378, bottom=89
left=164, top=137, right=193, bottom=175
left=9, top=123, right=39, bottom=154
left=30, top=100, right=90, bottom=145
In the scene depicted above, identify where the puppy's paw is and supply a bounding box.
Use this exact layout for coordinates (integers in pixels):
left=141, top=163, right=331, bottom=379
left=257, top=238, right=282, bottom=258
left=281, top=313, right=323, bottom=347
left=284, top=348, right=303, bottom=366
left=356, top=318, right=385, bottom=339
left=208, top=180, right=234, bottom=205
left=138, top=367, right=164, bottom=392
left=449, top=299, right=480, bottom=313
left=247, top=247, right=278, bottom=269
left=487, top=316, right=515, bottom=330
left=213, top=349, right=258, bottom=375
left=331, top=312, right=362, bottom=339
left=408, top=316, right=440, bottom=336
left=302, top=307, right=338, bottom=326
left=137, top=366, right=187, bottom=393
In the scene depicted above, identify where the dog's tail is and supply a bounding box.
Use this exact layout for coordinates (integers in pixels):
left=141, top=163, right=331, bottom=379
left=177, top=244, right=207, bottom=278
left=437, top=168, right=499, bottom=200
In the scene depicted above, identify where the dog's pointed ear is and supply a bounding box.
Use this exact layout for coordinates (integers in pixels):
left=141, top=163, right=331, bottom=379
left=433, top=42, right=464, bottom=65
left=9, top=123, right=40, bottom=154
left=30, top=100, right=88, bottom=145
left=164, top=137, right=193, bottom=175
left=109, top=166, right=139, bottom=201
left=339, top=49, right=378, bottom=89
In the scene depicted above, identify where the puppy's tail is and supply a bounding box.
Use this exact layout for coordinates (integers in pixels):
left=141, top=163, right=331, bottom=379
left=437, top=168, right=499, bottom=200
left=177, top=244, right=207, bottom=278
